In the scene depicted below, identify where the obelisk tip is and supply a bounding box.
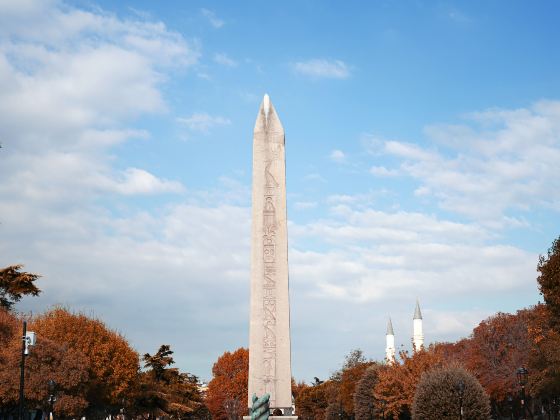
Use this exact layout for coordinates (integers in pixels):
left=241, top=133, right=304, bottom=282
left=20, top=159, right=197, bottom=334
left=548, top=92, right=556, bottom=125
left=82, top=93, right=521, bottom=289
left=263, top=93, right=270, bottom=120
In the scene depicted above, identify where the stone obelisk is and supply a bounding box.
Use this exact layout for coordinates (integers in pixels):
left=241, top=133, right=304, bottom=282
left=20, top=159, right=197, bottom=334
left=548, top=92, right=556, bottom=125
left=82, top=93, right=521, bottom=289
left=248, top=94, right=294, bottom=416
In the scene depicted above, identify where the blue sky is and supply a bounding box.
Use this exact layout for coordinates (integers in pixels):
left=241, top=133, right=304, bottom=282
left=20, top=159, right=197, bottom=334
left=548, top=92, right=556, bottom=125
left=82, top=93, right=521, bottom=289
left=1, top=0, right=559, bottom=382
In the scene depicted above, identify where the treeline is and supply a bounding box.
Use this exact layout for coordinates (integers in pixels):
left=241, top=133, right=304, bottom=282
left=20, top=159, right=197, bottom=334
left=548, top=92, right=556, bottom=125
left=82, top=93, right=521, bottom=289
left=2, top=234, right=559, bottom=420
left=292, top=236, right=560, bottom=419
left=204, top=236, right=560, bottom=419
left=0, top=265, right=209, bottom=419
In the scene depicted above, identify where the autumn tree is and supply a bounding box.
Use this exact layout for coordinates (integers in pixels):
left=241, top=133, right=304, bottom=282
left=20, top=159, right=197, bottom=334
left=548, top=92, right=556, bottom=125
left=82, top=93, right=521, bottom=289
left=374, top=348, right=443, bottom=419
left=526, top=304, right=560, bottom=398
left=412, top=366, right=490, bottom=420
left=134, top=345, right=206, bottom=419
left=323, top=349, right=372, bottom=419
left=206, top=348, right=249, bottom=420
left=537, top=236, right=560, bottom=325
left=338, top=361, right=373, bottom=417
left=354, top=364, right=382, bottom=420
left=462, top=311, right=531, bottom=403
left=0, top=309, right=89, bottom=418
left=295, top=380, right=332, bottom=420
left=0, top=265, right=41, bottom=310
left=291, top=378, right=308, bottom=403
left=31, top=307, right=139, bottom=416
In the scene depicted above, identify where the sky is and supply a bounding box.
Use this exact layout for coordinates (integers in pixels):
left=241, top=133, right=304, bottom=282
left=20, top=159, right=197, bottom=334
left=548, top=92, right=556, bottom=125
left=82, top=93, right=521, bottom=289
left=1, top=0, right=560, bottom=382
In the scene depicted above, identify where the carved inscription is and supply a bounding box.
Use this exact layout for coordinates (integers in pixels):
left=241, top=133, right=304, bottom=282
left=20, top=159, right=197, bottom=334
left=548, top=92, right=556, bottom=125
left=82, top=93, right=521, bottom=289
left=262, top=156, right=278, bottom=406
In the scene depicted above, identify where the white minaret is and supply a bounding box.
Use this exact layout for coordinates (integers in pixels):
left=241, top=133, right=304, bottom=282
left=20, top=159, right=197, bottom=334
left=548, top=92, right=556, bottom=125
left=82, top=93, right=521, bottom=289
left=413, top=299, right=424, bottom=351
left=385, top=318, right=396, bottom=364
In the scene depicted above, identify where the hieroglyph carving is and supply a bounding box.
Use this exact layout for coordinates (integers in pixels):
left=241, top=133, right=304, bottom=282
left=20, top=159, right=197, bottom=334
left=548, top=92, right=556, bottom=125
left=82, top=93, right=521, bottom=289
left=262, top=155, right=278, bottom=404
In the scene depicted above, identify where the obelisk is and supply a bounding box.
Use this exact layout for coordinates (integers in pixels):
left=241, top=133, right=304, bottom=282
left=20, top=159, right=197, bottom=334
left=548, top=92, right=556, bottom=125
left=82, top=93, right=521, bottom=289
left=248, top=94, right=294, bottom=416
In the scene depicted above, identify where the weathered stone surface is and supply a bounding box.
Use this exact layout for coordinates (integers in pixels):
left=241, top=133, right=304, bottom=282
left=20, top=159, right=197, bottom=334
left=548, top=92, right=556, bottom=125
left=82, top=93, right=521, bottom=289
left=244, top=417, right=298, bottom=420
left=248, top=95, right=293, bottom=411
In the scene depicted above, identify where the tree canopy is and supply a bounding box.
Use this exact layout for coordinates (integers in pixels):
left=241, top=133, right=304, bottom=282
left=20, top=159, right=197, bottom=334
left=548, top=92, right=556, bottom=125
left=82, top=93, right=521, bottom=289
left=0, top=309, right=89, bottom=418
left=206, top=348, right=249, bottom=420
left=538, top=236, right=560, bottom=325
left=0, top=265, right=41, bottom=310
left=134, top=344, right=206, bottom=419
left=31, top=307, right=139, bottom=416
left=412, top=366, right=490, bottom=420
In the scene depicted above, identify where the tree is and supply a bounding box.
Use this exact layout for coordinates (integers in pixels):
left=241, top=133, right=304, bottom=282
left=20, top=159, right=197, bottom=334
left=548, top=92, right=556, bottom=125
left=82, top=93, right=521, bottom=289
left=0, top=265, right=41, bottom=310
left=144, top=344, right=175, bottom=381
left=296, top=380, right=331, bottom=420
left=323, top=349, right=372, bottom=419
left=374, top=348, right=443, bottom=419
left=412, top=366, right=490, bottom=420
left=331, top=348, right=369, bottom=381
left=526, top=304, right=560, bottom=398
left=134, top=345, right=206, bottom=419
left=325, top=400, right=346, bottom=420
left=291, top=378, right=308, bottom=403
left=462, top=311, right=531, bottom=403
left=0, top=309, right=89, bottom=418
left=30, top=307, right=139, bottom=416
left=205, top=348, right=249, bottom=420
left=339, top=362, right=373, bottom=417
left=537, top=236, right=560, bottom=326
left=354, top=364, right=382, bottom=420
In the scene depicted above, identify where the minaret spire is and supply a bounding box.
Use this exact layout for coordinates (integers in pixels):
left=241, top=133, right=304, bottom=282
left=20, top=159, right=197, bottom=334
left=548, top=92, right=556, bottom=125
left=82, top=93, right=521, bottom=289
left=385, top=317, right=396, bottom=365
left=414, top=299, right=422, bottom=320
left=412, top=299, right=424, bottom=351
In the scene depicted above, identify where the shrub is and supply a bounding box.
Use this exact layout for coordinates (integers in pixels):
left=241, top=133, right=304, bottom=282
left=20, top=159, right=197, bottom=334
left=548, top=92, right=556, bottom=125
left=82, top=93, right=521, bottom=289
left=412, top=366, right=490, bottom=420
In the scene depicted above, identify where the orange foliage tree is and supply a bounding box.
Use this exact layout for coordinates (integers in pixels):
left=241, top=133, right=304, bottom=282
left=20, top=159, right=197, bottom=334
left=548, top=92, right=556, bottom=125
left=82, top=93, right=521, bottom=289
left=374, top=348, right=443, bottom=419
left=31, top=307, right=139, bottom=416
left=206, top=348, right=249, bottom=420
left=527, top=304, right=560, bottom=397
left=337, top=362, right=373, bottom=417
left=0, top=309, right=89, bottom=417
left=537, top=236, right=560, bottom=326
left=462, top=311, right=531, bottom=403
left=298, top=350, right=372, bottom=420
left=296, top=381, right=333, bottom=420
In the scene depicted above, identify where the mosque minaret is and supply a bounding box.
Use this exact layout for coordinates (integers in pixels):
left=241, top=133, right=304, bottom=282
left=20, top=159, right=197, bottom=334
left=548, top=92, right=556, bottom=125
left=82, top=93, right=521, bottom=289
left=385, top=300, right=425, bottom=363
left=412, top=299, right=424, bottom=351
left=385, top=318, right=396, bottom=364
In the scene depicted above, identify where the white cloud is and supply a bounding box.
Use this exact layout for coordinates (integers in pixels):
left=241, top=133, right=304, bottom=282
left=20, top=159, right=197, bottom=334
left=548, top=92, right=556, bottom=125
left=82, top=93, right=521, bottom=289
left=414, top=186, right=431, bottom=197
left=425, top=309, right=491, bottom=338
left=370, top=165, right=399, bottom=177
left=329, top=149, right=346, bottom=163
left=176, top=113, right=231, bottom=134
left=380, top=100, right=560, bottom=225
left=201, top=8, right=224, bottom=29
left=108, top=168, right=185, bottom=195
left=293, top=59, right=350, bottom=79
left=290, top=205, right=536, bottom=305
left=214, top=52, right=237, bottom=67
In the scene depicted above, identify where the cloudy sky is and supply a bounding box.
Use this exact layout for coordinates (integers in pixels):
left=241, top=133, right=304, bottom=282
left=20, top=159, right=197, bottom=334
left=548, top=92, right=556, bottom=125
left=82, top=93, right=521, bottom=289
left=1, top=0, right=560, bottom=382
